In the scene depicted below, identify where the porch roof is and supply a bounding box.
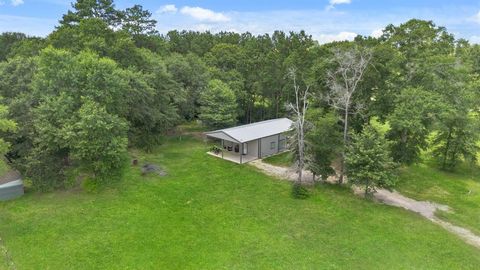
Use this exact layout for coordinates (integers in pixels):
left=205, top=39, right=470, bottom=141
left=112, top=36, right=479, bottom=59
left=205, top=118, right=293, bottom=143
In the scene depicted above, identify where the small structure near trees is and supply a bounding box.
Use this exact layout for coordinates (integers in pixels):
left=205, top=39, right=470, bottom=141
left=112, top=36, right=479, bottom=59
left=205, top=118, right=293, bottom=164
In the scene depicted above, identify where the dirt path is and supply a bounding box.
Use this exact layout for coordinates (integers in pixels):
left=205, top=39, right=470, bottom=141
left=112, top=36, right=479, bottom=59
left=249, top=159, right=480, bottom=249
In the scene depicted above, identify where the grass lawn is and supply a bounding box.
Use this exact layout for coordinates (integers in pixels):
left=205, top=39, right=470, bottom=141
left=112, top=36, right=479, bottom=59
left=1, top=137, right=480, bottom=269
left=396, top=161, right=480, bottom=235
left=262, top=151, right=293, bottom=167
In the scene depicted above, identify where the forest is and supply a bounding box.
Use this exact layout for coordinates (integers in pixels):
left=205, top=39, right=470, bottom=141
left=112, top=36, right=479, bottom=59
left=0, top=0, right=479, bottom=193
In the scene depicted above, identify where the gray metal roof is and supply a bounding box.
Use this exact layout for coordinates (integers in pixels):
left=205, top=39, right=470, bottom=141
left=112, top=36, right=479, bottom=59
left=205, top=118, right=293, bottom=143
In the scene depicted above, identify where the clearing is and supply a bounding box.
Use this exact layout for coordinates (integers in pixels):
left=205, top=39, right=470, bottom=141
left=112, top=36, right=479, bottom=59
left=0, top=137, right=479, bottom=269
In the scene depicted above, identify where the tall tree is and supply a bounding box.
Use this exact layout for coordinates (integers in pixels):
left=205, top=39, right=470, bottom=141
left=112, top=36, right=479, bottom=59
left=199, top=79, right=238, bottom=129
left=325, top=46, right=372, bottom=184
left=121, top=5, right=158, bottom=36
left=287, top=68, right=310, bottom=196
left=60, top=0, right=121, bottom=27
left=387, top=87, right=441, bottom=164
left=305, top=109, right=341, bottom=182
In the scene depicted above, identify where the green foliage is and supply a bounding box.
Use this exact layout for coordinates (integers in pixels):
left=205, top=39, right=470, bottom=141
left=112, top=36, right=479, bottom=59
left=346, top=125, right=397, bottom=196
left=387, top=87, right=441, bottom=164
left=0, top=32, right=26, bottom=61
left=306, top=109, right=342, bottom=181
left=61, top=0, right=121, bottom=27
left=67, top=99, right=128, bottom=180
left=0, top=103, right=17, bottom=155
left=199, top=79, right=238, bottom=128
left=121, top=4, right=158, bottom=36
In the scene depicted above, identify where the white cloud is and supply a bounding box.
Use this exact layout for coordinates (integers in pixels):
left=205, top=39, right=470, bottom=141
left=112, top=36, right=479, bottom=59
left=327, top=0, right=351, bottom=10
left=157, top=4, right=178, bottom=14
left=315, top=31, right=357, bottom=44
left=371, top=28, right=383, bottom=38
left=11, top=0, right=23, bottom=6
left=472, top=11, right=480, bottom=24
left=470, top=35, right=480, bottom=44
left=180, top=6, right=230, bottom=22
left=330, top=0, right=351, bottom=4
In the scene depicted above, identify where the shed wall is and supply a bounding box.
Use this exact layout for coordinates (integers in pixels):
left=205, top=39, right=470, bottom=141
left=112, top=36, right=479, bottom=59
left=260, top=135, right=279, bottom=158
left=245, top=139, right=258, bottom=158
left=0, top=180, right=24, bottom=201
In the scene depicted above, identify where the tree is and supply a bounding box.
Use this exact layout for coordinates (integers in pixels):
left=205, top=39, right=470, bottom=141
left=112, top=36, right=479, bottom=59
left=325, top=46, right=372, bottom=184
left=0, top=32, right=26, bottom=61
left=60, top=0, right=121, bottom=27
left=387, top=87, right=441, bottom=164
left=346, top=125, right=397, bottom=197
left=431, top=85, right=479, bottom=170
left=305, top=109, right=341, bottom=182
left=0, top=103, right=17, bottom=155
left=121, top=5, right=158, bottom=36
left=199, top=79, right=238, bottom=128
left=287, top=68, right=310, bottom=197
left=66, top=99, right=128, bottom=180
left=165, top=53, right=210, bottom=120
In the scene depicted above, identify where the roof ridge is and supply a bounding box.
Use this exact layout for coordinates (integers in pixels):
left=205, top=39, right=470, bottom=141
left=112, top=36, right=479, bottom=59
left=222, top=118, right=287, bottom=132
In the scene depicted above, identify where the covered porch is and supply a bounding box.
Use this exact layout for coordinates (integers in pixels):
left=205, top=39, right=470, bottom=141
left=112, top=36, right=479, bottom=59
left=207, top=149, right=258, bottom=164
left=207, top=138, right=259, bottom=164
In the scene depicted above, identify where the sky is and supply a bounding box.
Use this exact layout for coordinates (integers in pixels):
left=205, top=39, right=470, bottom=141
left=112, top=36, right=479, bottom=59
left=1, top=0, right=480, bottom=43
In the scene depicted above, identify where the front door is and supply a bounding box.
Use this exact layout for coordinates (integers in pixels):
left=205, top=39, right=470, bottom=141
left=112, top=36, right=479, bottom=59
left=243, top=143, right=248, bottom=155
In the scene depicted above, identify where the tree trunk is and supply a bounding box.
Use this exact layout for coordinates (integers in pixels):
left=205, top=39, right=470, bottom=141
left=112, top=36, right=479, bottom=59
left=339, top=104, right=349, bottom=184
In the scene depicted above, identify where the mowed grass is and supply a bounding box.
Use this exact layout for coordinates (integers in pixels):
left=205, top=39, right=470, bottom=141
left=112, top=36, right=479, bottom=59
left=1, top=137, right=480, bottom=269
left=262, top=151, right=293, bottom=167
left=396, top=161, right=480, bottom=235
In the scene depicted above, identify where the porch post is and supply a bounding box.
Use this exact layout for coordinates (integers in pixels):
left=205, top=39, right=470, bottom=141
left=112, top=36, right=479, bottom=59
left=221, top=140, right=224, bottom=159
left=240, top=143, right=243, bottom=164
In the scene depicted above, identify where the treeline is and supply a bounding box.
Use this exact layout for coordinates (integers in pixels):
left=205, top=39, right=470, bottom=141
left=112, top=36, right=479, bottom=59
left=0, top=0, right=478, bottom=191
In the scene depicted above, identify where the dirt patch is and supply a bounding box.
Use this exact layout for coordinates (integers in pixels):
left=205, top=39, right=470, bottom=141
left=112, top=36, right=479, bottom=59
left=251, top=159, right=480, bottom=249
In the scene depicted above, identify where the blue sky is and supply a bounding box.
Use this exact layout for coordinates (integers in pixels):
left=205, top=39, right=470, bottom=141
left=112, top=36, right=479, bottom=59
left=1, top=0, right=480, bottom=43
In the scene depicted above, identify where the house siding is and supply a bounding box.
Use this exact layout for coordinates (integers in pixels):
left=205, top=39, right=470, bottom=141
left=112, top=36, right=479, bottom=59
left=246, top=139, right=259, bottom=158
left=260, top=135, right=280, bottom=158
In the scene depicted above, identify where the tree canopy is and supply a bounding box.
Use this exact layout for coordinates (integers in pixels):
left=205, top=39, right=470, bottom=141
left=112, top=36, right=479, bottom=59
left=0, top=0, right=479, bottom=191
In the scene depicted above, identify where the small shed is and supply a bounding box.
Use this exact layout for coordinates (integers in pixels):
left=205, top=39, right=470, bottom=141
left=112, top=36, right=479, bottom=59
left=205, top=118, right=293, bottom=164
left=0, top=170, right=23, bottom=201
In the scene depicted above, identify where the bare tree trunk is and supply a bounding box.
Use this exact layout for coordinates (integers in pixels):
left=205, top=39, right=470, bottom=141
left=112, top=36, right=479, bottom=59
left=339, top=103, right=349, bottom=184
left=325, top=47, right=372, bottom=185
left=288, top=68, right=309, bottom=187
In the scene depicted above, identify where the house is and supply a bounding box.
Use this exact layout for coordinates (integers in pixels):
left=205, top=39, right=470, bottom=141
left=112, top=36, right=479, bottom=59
left=205, top=118, right=293, bottom=164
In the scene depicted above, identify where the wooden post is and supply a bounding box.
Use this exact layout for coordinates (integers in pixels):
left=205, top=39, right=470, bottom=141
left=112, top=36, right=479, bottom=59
left=221, top=140, right=224, bottom=158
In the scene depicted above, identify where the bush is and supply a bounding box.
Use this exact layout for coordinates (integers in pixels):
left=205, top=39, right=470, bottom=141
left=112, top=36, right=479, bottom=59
left=291, top=183, right=309, bottom=199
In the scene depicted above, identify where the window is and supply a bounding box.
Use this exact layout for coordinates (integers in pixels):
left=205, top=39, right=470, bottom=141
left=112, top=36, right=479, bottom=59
left=270, top=141, right=276, bottom=150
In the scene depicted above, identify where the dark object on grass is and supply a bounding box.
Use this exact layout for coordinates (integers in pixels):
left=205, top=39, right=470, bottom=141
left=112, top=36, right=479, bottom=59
left=291, top=183, right=309, bottom=199
left=132, top=159, right=138, bottom=166
left=141, top=164, right=167, bottom=176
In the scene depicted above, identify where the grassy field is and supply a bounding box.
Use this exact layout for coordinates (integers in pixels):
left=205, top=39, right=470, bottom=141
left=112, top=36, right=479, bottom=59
left=396, top=161, right=480, bottom=235
left=1, top=136, right=480, bottom=269
left=262, top=151, right=293, bottom=167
